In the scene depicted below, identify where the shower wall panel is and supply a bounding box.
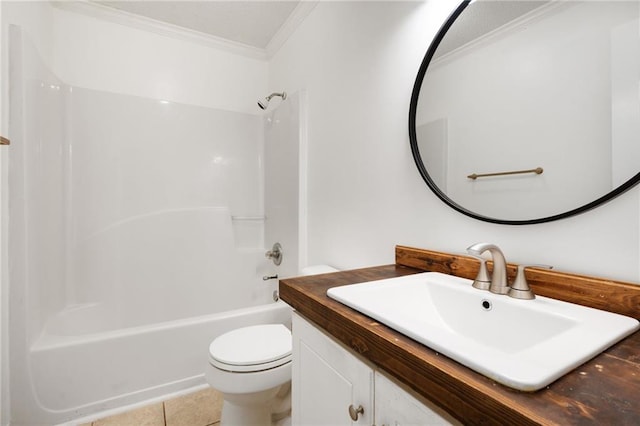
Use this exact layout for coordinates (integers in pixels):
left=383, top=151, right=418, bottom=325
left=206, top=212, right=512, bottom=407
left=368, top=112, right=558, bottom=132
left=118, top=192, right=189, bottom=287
left=8, top=28, right=68, bottom=343
left=10, top=26, right=269, bottom=349
left=66, top=88, right=266, bottom=327
left=264, top=92, right=305, bottom=279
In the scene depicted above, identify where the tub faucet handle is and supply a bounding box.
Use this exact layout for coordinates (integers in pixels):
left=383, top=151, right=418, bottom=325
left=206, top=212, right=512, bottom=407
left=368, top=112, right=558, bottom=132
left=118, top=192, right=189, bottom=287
left=508, top=264, right=553, bottom=300
left=265, top=242, right=283, bottom=265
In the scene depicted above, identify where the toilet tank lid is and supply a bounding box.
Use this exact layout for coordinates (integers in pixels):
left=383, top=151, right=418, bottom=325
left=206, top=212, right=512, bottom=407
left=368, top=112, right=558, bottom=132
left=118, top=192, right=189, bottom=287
left=209, top=324, right=291, bottom=366
left=301, top=265, right=338, bottom=275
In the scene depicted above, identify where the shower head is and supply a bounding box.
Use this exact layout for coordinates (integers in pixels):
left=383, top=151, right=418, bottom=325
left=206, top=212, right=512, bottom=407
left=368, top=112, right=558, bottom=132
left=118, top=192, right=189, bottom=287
left=257, top=91, right=287, bottom=110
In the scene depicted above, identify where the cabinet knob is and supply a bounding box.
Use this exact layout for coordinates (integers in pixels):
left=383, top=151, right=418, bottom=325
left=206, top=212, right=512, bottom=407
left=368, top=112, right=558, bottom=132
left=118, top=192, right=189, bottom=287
left=348, top=404, right=364, bottom=421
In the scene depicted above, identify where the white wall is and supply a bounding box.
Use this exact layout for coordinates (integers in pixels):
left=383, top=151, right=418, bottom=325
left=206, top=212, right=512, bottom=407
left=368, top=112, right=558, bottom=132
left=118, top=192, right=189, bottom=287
left=52, top=6, right=267, bottom=114
left=269, top=0, right=640, bottom=282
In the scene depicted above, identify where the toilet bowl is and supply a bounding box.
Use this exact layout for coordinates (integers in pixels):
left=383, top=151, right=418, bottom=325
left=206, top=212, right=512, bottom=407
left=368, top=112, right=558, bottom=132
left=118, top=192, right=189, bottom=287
left=205, top=324, right=292, bottom=426
left=206, top=265, right=338, bottom=426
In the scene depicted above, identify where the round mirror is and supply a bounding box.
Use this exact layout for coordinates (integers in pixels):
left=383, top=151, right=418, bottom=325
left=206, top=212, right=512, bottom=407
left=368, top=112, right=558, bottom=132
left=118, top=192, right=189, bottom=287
left=410, top=0, right=640, bottom=224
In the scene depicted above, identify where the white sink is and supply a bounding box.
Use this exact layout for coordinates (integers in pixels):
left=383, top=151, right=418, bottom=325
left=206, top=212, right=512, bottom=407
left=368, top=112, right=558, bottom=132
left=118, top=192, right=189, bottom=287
left=327, top=272, right=639, bottom=391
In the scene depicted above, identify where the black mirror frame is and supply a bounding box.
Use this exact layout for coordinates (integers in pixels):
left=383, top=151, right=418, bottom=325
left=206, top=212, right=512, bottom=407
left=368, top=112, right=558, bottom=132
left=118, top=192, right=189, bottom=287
left=408, top=0, right=640, bottom=225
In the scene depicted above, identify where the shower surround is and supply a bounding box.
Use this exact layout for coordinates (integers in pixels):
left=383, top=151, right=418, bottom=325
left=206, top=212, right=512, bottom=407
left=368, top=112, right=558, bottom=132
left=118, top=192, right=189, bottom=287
left=8, top=27, right=298, bottom=425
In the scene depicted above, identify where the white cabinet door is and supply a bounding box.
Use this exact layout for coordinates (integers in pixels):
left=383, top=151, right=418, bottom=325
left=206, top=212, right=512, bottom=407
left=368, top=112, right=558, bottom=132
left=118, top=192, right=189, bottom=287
left=375, top=372, right=460, bottom=426
left=292, top=312, right=374, bottom=426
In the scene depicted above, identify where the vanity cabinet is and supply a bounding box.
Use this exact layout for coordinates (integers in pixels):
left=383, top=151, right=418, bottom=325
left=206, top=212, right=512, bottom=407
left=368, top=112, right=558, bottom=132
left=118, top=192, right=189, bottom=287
left=375, top=372, right=460, bottom=426
left=292, top=311, right=374, bottom=425
left=292, top=312, right=457, bottom=426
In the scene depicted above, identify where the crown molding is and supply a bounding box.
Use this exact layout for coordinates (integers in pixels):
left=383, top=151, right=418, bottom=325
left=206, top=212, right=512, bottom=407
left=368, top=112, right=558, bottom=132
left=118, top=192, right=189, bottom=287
left=52, top=1, right=269, bottom=60
left=266, top=1, right=318, bottom=58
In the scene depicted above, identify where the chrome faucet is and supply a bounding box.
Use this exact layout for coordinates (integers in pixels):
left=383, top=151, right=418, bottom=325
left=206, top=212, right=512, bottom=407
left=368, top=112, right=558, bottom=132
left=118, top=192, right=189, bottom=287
left=265, top=242, right=283, bottom=266
left=508, top=264, right=553, bottom=300
left=466, top=243, right=510, bottom=295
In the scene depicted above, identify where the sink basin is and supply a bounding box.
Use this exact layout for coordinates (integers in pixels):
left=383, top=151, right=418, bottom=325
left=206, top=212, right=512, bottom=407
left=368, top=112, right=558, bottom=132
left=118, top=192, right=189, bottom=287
left=327, top=272, right=639, bottom=391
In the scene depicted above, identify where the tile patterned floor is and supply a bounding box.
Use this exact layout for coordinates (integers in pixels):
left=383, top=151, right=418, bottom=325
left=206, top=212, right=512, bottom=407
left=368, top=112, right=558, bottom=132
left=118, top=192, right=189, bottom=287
left=81, top=388, right=223, bottom=426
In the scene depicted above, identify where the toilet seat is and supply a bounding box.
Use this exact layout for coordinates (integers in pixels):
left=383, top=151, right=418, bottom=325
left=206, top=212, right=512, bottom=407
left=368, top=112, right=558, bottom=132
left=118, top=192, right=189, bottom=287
left=209, top=324, right=292, bottom=373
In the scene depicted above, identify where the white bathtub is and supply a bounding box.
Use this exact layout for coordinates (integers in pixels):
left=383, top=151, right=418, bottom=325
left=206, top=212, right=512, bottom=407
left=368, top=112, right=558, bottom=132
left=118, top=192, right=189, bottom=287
left=29, top=301, right=291, bottom=424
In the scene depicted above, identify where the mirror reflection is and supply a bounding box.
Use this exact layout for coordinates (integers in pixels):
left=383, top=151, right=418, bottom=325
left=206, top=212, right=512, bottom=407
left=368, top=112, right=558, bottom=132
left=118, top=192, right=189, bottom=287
left=412, top=0, right=640, bottom=223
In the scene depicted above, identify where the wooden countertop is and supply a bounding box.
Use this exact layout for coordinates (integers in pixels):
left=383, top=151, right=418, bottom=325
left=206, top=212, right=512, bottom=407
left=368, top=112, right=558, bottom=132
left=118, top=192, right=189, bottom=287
left=280, top=261, right=640, bottom=425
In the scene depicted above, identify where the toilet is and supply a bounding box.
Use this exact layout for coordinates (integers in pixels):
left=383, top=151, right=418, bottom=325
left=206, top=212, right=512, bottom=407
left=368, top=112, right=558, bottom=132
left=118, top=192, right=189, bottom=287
left=205, top=323, right=292, bottom=426
left=205, top=265, right=338, bottom=426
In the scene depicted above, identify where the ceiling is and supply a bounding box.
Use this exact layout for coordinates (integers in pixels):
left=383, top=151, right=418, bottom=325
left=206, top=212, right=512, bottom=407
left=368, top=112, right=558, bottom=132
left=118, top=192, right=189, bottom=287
left=94, top=1, right=301, bottom=49
left=88, top=1, right=552, bottom=57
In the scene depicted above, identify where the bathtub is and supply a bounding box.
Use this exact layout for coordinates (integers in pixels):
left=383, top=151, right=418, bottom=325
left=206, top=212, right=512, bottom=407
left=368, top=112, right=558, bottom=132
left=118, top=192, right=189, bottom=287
left=29, top=300, right=291, bottom=424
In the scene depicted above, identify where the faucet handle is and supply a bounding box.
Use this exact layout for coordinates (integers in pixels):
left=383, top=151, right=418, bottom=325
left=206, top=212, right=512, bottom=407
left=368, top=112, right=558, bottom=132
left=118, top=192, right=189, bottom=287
left=468, top=254, right=491, bottom=291
left=265, top=242, right=283, bottom=266
left=508, top=264, right=553, bottom=300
